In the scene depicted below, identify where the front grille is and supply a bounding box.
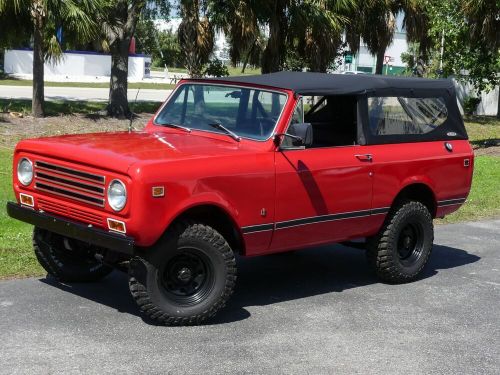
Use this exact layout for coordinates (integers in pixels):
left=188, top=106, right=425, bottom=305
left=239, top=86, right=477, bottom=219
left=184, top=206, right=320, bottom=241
left=38, top=198, right=104, bottom=227
left=34, top=161, right=105, bottom=207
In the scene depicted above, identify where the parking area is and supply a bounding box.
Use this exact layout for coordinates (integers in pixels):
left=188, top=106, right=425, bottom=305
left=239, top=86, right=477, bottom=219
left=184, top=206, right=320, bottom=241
left=0, top=219, right=499, bottom=374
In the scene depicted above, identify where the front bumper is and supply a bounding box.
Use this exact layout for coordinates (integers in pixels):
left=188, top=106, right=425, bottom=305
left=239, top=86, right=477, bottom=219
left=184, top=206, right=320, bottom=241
left=6, top=202, right=134, bottom=254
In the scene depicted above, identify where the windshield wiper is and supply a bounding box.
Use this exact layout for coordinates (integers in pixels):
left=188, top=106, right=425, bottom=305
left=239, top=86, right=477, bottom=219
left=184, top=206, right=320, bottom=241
left=157, top=122, right=191, bottom=133
left=208, top=122, right=241, bottom=142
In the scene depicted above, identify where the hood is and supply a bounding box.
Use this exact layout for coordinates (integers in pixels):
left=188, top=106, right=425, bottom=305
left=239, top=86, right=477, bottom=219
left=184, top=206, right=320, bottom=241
left=15, top=131, right=251, bottom=174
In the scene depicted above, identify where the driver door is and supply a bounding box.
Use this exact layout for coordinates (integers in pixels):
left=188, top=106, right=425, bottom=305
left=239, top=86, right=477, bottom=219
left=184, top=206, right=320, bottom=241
left=269, top=98, right=374, bottom=253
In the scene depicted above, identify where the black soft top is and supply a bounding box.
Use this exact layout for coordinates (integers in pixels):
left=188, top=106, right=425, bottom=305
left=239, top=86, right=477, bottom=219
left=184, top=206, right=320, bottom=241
left=213, top=71, right=456, bottom=96
left=205, top=71, right=467, bottom=144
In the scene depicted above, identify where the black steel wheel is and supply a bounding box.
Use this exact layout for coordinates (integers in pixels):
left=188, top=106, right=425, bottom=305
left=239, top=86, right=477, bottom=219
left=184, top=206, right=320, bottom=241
left=367, top=201, right=434, bottom=283
left=129, top=221, right=236, bottom=326
left=160, top=248, right=215, bottom=306
left=397, top=222, right=425, bottom=266
left=33, top=227, right=113, bottom=282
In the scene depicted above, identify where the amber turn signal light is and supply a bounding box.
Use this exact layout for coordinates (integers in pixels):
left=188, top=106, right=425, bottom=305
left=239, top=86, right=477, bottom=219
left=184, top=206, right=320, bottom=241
left=19, top=193, right=34, bottom=207
left=107, top=218, right=126, bottom=234
left=152, top=186, right=165, bottom=197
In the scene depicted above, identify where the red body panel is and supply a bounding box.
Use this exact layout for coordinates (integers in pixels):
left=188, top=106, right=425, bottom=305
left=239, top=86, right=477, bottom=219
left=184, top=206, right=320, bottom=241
left=268, top=146, right=374, bottom=254
left=11, top=80, right=474, bottom=255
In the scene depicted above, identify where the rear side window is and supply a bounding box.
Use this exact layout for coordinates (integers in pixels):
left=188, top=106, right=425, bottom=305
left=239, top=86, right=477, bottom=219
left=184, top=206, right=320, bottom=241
left=368, top=97, right=448, bottom=136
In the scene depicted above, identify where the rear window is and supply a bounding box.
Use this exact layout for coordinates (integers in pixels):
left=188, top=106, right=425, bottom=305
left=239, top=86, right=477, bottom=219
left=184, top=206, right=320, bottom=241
left=368, top=97, right=448, bottom=136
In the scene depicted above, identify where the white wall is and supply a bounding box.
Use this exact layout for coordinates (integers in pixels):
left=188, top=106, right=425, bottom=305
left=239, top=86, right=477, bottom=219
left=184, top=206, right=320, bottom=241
left=454, top=80, right=499, bottom=116
left=4, top=49, right=151, bottom=82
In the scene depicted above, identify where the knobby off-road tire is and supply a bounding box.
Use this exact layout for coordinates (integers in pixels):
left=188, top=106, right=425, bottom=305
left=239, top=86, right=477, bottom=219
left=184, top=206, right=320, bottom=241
left=33, top=227, right=113, bottom=282
left=128, top=221, right=237, bottom=326
left=367, top=201, right=434, bottom=283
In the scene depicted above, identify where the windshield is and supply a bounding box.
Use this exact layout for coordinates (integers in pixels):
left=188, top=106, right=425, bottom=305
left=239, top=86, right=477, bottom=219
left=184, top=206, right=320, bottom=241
left=154, top=84, right=288, bottom=140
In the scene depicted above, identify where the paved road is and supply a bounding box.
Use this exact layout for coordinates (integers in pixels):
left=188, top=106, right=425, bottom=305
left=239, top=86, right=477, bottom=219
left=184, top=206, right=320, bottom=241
left=0, top=219, right=499, bottom=374
left=0, top=85, right=171, bottom=102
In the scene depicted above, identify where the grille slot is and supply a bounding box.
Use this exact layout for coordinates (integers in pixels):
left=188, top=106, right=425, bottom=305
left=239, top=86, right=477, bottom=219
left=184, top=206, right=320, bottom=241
left=38, top=198, right=103, bottom=227
left=34, top=161, right=106, bottom=207
left=35, top=171, right=104, bottom=195
left=35, top=161, right=105, bottom=183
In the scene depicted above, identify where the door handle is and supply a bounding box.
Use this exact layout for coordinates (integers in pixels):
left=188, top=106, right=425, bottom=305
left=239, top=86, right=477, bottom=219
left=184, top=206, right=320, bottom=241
left=355, top=154, right=372, bottom=162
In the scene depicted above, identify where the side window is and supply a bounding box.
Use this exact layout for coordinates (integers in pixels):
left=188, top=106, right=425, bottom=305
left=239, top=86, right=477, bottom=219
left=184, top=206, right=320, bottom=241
left=368, top=96, right=448, bottom=135
left=282, top=98, right=304, bottom=148
left=303, top=95, right=358, bottom=148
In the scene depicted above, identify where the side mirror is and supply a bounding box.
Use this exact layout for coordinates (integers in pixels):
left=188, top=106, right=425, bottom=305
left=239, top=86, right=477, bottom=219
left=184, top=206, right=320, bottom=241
left=276, top=122, right=313, bottom=149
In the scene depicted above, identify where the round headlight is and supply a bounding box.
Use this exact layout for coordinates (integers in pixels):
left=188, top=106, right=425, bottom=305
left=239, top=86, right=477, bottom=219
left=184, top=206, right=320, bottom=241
left=17, top=158, right=33, bottom=186
left=107, top=179, right=127, bottom=211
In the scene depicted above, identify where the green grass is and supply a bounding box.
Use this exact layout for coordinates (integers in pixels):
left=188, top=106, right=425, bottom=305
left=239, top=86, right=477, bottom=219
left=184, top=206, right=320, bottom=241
left=0, top=149, right=43, bottom=279
left=439, top=156, right=500, bottom=223
left=0, top=78, right=175, bottom=90
left=0, top=98, right=162, bottom=116
left=226, top=66, right=261, bottom=76
left=151, top=66, right=187, bottom=74
left=463, top=115, right=499, bottom=146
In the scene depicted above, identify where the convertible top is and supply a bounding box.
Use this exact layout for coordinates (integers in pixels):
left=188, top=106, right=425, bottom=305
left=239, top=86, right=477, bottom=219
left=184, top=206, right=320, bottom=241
left=199, top=71, right=467, bottom=144
left=212, top=71, right=456, bottom=96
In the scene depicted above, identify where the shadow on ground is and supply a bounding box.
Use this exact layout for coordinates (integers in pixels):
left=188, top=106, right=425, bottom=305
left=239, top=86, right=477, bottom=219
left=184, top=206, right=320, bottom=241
left=39, top=243, right=480, bottom=326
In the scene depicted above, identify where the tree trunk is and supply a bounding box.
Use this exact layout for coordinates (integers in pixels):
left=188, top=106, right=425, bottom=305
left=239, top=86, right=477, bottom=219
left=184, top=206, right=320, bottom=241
left=242, top=38, right=257, bottom=74
left=107, top=39, right=131, bottom=118
left=262, top=18, right=281, bottom=73
left=261, top=1, right=286, bottom=74
left=32, top=8, right=45, bottom=117
left=375, top=48, right=385, bottom=75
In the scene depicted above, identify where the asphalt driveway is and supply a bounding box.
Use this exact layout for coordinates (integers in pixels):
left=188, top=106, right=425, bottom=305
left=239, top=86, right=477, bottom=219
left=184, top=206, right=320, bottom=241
left=0, top=219, right=499, bottom=374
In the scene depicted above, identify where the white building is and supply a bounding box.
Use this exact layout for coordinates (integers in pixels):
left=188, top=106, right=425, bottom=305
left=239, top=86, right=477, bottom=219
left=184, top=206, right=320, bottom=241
left=4, top=49, right=152, bottom=82
left=346, top=13, right=408, bottom=74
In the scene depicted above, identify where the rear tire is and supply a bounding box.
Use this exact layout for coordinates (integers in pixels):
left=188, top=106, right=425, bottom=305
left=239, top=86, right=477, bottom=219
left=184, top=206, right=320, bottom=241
left=128, top=221, right=236, bottom=326
left=367, top=201, right=433, bottom=283
left=33, top=227, right=113, bottom=282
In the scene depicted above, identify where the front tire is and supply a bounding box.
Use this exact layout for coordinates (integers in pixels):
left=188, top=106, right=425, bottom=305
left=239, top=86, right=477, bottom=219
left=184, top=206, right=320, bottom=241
left=128, top=221, right=236, bottom=326
left=367, top=201, right=434, bottom=283
left=33, top=228, right=113, bottom=282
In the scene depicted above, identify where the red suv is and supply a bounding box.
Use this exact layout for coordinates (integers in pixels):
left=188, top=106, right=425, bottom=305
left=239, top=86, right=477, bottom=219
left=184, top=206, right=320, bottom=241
left=7, top=72, right=473, bottom=325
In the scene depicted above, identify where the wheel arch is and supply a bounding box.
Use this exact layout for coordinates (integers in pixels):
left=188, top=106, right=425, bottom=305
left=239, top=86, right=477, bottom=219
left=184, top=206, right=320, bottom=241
left=164, top=203, right=246, bottom=254
left=391, top=182, right=437, bottom=218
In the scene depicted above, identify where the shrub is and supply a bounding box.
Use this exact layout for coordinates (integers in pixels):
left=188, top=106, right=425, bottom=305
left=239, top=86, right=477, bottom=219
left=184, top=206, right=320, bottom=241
left=463, top=96, right=481, bottom=115
left=204, top=59, right=229, bottom=77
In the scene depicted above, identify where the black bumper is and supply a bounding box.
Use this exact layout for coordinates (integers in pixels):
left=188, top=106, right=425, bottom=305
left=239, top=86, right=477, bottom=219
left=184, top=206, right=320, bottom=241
left=6, top=202, right=134, bottom=255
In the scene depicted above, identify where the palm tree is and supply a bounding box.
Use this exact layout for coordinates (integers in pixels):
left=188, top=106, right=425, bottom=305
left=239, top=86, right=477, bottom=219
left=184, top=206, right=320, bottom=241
left=461, top=0, right=500, bottom=118
left=397, top=0, right=434, bottom=77
left=288, top=0, right=355, bottom=72
left=0, top=0, right=102, bottom=117
left=209, top=0, right=263, bottom=73
left=99, top=0, right=148, bottom=118
left=178, top=0, right=214, bottom=78
left=462, top=0, right=499, bottom=51
left=347, top=0, right=397, bottom=75
left=260, top=0, right=289, bottom=73
left=214, top=0, right=355, bottom=74
left=346, top=0, right=433, bottom=75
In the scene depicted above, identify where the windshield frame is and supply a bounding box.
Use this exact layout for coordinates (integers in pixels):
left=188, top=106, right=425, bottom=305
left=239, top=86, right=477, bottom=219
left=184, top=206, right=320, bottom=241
left=153, top=82, right=290, bottom=142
